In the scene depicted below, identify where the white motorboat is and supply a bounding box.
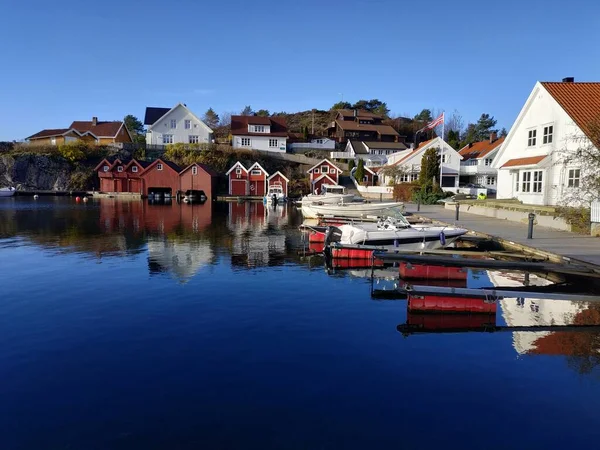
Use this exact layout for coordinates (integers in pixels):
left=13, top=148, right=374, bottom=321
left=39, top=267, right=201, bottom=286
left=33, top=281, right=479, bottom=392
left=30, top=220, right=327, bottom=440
left=325, top=216, right=468, bottom=251
left=0, top=187, right=16, bottom=198
left=302, top=201, right=403, bottom=219
left=264, top=182, right=286, bottom=204
left=301, top=184, right=354, bottom=205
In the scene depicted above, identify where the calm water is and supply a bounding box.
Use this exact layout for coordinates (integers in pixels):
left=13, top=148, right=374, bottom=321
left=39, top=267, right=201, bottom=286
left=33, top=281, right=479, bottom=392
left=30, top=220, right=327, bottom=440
left=1, top=197, right=600, bottom=449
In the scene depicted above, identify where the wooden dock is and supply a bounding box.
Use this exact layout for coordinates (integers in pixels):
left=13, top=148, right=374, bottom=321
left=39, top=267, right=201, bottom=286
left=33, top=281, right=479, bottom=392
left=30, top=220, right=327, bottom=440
left=406, top=204, right=600, bottom=268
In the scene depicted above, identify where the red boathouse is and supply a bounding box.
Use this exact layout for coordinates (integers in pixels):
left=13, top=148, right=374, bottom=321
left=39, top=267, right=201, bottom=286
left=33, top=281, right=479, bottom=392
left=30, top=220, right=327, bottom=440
left=267, top=171, right=289, bottom=197
left=248, top=162, right=268, bottom=196
left=307, top=159, right=343, bottom=185
left=227, top=161, right=249, bottom=196
left=139, top=158, right=182, bottom=197
left=179, top=163, right=218, bottom=202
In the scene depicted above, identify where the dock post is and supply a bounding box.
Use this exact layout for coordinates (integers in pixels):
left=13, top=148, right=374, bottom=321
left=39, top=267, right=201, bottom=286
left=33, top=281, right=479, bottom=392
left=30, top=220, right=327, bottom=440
left=527, top=213, right=535, bottom=239
left=455, top=202, right=460, bottom=221
left=417, top=197, right=421, bottom=212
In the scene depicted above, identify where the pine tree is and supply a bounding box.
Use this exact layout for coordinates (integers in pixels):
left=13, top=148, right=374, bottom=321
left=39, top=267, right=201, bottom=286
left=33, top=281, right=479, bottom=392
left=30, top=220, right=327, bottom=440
left=202, top=108, right=220, bottom=129
left=355, top=159, right=365, bottom=183
left=303, top=126, right=309, bottom=141
left=419, top=147, right=441, bottom=187
left=241, top=105, right=254, bottom=116
left=348, top=159, right=355, bottom=171
left=499, top=127, right=508, bottom=137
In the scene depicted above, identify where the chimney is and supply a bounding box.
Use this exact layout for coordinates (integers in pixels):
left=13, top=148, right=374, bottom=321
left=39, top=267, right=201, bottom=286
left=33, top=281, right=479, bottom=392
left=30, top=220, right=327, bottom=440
left=92, top=116, right=98, bottom=126
left=489, top=131, right=497, bottom=143
left=562, top=77, right=575, bottom=83
left=353, top=109, right=357, bottom=118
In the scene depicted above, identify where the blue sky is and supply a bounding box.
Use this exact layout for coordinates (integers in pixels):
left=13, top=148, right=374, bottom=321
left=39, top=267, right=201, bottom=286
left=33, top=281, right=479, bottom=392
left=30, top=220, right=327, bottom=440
left=1, top=0, right=599, bottom=141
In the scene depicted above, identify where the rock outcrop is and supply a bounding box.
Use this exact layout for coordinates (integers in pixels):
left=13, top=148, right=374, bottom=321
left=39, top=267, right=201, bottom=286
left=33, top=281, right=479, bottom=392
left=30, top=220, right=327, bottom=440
left=0, top=154, right=73, bottom=190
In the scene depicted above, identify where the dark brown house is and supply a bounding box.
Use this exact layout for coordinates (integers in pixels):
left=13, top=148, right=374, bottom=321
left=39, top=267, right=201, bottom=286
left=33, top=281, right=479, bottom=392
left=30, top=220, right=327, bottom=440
left=328, top=109, right=400, bottom=143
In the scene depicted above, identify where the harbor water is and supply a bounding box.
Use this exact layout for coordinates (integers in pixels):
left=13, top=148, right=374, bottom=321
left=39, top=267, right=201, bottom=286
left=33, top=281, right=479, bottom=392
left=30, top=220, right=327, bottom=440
left=1, top=197, right=600, bottom=449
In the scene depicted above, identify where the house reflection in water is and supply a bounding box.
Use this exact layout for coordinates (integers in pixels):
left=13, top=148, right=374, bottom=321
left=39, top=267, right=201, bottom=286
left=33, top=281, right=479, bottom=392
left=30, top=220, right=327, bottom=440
left=491, top=271, right=594, bottom=357
left=227, top=202, right=288, bottom=268
left=99, top=199, right=214, bottom=282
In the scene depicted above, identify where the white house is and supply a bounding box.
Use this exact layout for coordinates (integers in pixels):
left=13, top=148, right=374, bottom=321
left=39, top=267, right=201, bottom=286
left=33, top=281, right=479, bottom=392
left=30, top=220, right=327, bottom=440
left=458, top=133, right=505, bottom=192
left=231, top=115, right=288, bottom=153
left=381, top=137, right=462, bottom=191
left=493, top=78, right=600, bottom=206
left=288, top=137, right=336, bottom=152
left=144, top=103, right=213, bottom=146
left=331, top=140, right=409, bottom=166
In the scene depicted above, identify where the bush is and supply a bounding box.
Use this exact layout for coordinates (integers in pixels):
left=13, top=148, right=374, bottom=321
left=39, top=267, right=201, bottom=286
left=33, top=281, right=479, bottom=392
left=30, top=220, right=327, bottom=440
left=348, top=159, right=355, bottom=171
left=58, top=141, right=89, bottom=162
left=556, top=206, right=591, bottom=234
left=393, top=183, right=420, bottom=202
left=69, top=169, right=96, bottom=190
left=412, top=181, right=445, bottom=204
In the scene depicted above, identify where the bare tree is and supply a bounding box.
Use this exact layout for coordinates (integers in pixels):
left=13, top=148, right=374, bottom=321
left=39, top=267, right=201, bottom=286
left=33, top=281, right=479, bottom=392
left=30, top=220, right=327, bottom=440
left=219, top=112, right=232, bottom=127
left=557, top=117, right=600, bottom=206
left=445, top=109, right=464, bottom=140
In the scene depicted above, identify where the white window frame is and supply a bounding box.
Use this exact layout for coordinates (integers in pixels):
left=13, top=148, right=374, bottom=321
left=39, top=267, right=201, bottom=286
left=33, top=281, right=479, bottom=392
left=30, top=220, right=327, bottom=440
left=567, top=168, right=580, bottom=188
left=170, top=119, right=177, bottom=129
left=185, top=120, right=191, bottom=130
left=527, top=129, right=537, bottom=147
left=441, top=154, right=449, bottom=163
left=269, top=139, right=278, bottom=147
left=103, top=165, right=109, bottom=172
left=522, top=171, right=532, bottom=192
left=484, top=158, right=493, bottom=166
left=131, top=166, right=138, bottom=173
left=515, top=171, right=519, bottom=192
left=117, top=166, right=123, bottom=172
left=189, top=135, right=199, bottom=144
left=241, top=138, right=251, bottom=147
left=162, top=134, right=173, bottom=144
left=254, top=125, right=265, bottom=133
left=251, top=169, right=262, bottom=176
left=321, top=165, right=329, bottom=174
left=192, top=166, right=198, bottom=176
left=235, top=168, right=242, bottom=175
left=486, top=176, right=496, bottom=186
left=157, top=163, right=163, bottom=171
left=533, top=170, right=543, bottom=193
left=313, top=168, right=320, bottom=174
left=542, top=125, right=554, bottom=145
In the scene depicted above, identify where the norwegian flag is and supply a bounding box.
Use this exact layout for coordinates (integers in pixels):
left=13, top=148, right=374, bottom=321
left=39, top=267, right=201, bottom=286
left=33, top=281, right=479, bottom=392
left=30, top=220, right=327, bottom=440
left=418, top=112, right=444, bottom=132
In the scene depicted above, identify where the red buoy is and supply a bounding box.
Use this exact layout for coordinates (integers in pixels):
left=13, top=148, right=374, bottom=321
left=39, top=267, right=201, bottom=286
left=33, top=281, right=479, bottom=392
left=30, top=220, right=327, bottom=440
left=75, top=196, right=81, bottom=202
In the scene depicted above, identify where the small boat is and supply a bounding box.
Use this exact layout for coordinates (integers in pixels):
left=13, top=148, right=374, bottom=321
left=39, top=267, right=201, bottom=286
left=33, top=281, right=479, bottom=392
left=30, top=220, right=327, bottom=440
left=264, top=182, right=286, bottom=204
left=325, top=216, right=468, bottom=251
left=302, top=201, right=403, bottom=219
left=0, top=187, right=16, bottom=198
left=301, top=184, right=355, bottom=205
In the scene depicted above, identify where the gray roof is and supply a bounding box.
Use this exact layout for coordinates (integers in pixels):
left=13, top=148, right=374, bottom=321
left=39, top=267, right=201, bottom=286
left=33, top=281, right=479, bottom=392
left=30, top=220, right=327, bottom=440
left=362, top=141, right=408, bottom=151
left=144, top=107, right=171, bottom=125
left=349, top=140, right=368, bottom=154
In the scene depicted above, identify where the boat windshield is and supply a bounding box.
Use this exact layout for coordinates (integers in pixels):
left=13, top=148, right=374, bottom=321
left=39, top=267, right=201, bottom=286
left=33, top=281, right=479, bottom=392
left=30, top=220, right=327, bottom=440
left=380, top=208, right=410, bottom=226
left=324, top=186, right=345, bottom=195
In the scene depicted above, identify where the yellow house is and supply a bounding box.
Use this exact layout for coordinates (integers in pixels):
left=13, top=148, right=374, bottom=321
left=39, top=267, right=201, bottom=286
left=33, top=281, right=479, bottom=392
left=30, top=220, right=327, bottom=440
left=27, top=117, right=132, bottom=145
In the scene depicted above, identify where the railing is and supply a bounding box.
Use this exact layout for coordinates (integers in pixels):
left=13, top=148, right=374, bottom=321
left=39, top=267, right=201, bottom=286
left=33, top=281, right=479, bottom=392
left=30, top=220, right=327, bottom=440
left=330, top=151, right=352, bottom=159
left=592, top=200, right=600, bottom=223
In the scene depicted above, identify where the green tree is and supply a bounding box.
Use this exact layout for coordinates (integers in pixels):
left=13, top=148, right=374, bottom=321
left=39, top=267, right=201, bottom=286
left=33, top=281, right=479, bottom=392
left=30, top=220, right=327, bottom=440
left=331, top=101, right=352, bottom=110
left=419, top=147, right=441, bottom=186
left=124, top=115, right=145, bottom=145
left=241, top=105, right=254, bottom=116
left=414, top=109, right=433, bottom=122
left=461, top=123, right=478, bottom=146
left=351, top=99, right=389, bottom=117
left=355, top=158, right=365, bottom=182
left=256, top=109, right=270, bottom=117
left=447, top=129, right=461, bottom=149
left=202, top=108, right=220, bottom=129
left=348, top=159, right=355, bottom=171
left=475, top=113, right=498, bottom=140
left=303, top=126, right=309, bottom=141
left=499, top=127, right=508, bottom=137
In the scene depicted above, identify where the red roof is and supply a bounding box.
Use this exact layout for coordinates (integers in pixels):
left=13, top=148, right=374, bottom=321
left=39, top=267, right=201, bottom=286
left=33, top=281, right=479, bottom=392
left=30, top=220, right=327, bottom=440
left=459, top=137, right=505, bottom=161
left=542, top=82, right=600, bottom=143
left=501, top=155, right=547, bottom=168
left=231, top=115, right=288, bottom=137
left=69, top=120, right=124, bottom=137
left=27, top=128, right=71, bottom=139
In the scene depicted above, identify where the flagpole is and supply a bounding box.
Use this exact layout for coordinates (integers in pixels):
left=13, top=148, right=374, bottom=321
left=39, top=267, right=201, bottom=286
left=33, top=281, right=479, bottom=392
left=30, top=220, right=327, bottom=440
left=439, top=112, right=444, bottom=188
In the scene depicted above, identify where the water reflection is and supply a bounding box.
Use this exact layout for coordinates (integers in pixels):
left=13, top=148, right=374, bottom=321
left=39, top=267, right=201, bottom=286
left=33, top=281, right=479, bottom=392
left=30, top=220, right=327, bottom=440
left=0, top=198, right=303, bottom=281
